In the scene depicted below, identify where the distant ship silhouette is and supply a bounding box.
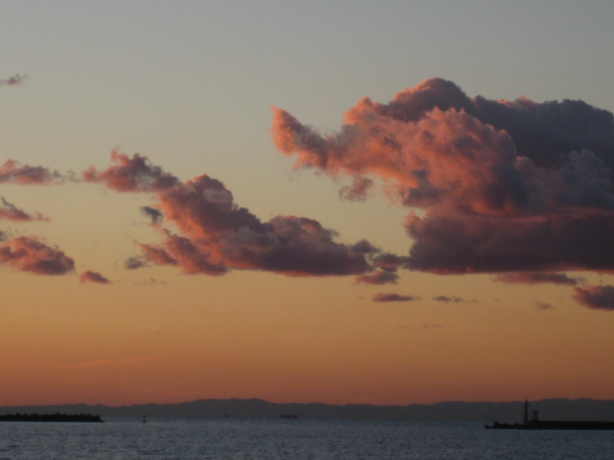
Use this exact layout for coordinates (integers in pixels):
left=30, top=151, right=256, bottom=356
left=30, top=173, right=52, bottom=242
left=486, top=401, right=614, bottom=430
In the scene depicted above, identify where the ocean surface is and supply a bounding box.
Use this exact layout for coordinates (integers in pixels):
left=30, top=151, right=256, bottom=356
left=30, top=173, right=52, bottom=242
left=0, top=418, right=613, bottom=459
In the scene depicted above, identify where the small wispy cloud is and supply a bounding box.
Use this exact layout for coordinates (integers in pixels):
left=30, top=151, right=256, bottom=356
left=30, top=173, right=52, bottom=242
left=125, top=256, right=147, bottom=270
left=495, top=272, right=583, bottom=286
left=536, top=301, right=555, bottom=310
left=355, top=270, right=398, bottom=285
left=0, top=159, right=64, bottom=184
left=141, top=206, right=163, bottom=224
left=373, top=293, right=420, bottom=302
left=136, top=278, right=168, bottom=286
left=0, top=74, right=28, bottom=86
left=399, top=323, right=443, bottom=331
left=50, top=356, right=159, bottom=370
left=432, top=295, right=464, bottom=303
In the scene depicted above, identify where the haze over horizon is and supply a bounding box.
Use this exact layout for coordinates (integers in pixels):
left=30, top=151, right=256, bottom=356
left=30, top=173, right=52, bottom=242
left=2, top=1, right=614, bottom=407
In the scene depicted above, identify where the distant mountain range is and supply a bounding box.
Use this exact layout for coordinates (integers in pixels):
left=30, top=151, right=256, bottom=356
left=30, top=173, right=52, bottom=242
left=2, top=398, right=614, bottom=422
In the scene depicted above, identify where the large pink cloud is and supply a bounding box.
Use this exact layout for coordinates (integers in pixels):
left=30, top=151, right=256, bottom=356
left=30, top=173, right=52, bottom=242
left=89, top=153, right=383, bottom=277
left=273, top=104, right=527, bottom=216
left=272, top=78, right=614, bottom=275
left=0, top=236, right=74, bottom=275
left=143, top=175, right=373, bottom=276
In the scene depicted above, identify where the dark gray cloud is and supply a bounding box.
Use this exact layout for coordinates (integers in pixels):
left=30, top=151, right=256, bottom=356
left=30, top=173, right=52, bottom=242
left=124, top=257, right=146, bottom=270
left=495, top=272, right=583, bottom=285
left=573, top=285, right=614, bottom=311
left=352, top=239, right=380, bottom=254
left=406, top=209, right=614, bottom=273
left=140, top=206, right=163, bottom=224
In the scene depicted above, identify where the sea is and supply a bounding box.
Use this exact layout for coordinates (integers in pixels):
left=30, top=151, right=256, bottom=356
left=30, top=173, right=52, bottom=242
left=0, top=418, right=613, bottom=460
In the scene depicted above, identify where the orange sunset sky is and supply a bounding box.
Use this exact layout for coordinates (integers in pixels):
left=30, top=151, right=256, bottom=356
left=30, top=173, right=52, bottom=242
left=2, top=1, right=614, bottom=407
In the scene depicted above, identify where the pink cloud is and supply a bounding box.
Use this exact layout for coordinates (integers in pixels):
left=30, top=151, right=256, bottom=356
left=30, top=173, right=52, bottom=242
left=87, top=153, right=381, bottom=277
left=141, top=233, right=227, bottom=276
left=0, top=236, right=74, bottom=275
left=0, top=198, right=48, bottom=222
left=83, top=150, right=180, bottom=192
left=0, top=159, right=63, bottom=184
left=79, top=270, right=111, bottom=284
left=355, top=270, right=398, bottom=285
left=134, top=168, right=378, bottom=277
left=339, top=176, right=374, bottom=201
left=355, top=253, right=404, bottom=284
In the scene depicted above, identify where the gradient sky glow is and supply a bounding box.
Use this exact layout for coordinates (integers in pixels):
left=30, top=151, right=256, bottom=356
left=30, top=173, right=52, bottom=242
left=2, top=1, right=614, bottom=407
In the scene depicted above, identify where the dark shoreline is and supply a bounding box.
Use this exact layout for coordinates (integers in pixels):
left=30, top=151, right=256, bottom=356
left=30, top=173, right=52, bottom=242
left=2, top=399, right=614, bottom=422
left=0, top=413, right=103, bottom=423
left=486, top=420, right=614, bottom=430
left=485, top=401, right=614, bottom=430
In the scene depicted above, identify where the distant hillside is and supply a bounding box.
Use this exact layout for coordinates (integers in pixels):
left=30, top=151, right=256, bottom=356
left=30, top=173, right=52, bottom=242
left=2, top=399, right=614, bottom=422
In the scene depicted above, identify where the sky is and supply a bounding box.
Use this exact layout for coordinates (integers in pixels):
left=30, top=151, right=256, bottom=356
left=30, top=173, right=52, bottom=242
left=2, top=0, right=614, bottom=407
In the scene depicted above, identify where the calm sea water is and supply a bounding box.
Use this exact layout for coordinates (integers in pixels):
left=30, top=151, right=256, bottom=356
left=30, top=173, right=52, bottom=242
left=0, top=419, right=613, bottom=459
